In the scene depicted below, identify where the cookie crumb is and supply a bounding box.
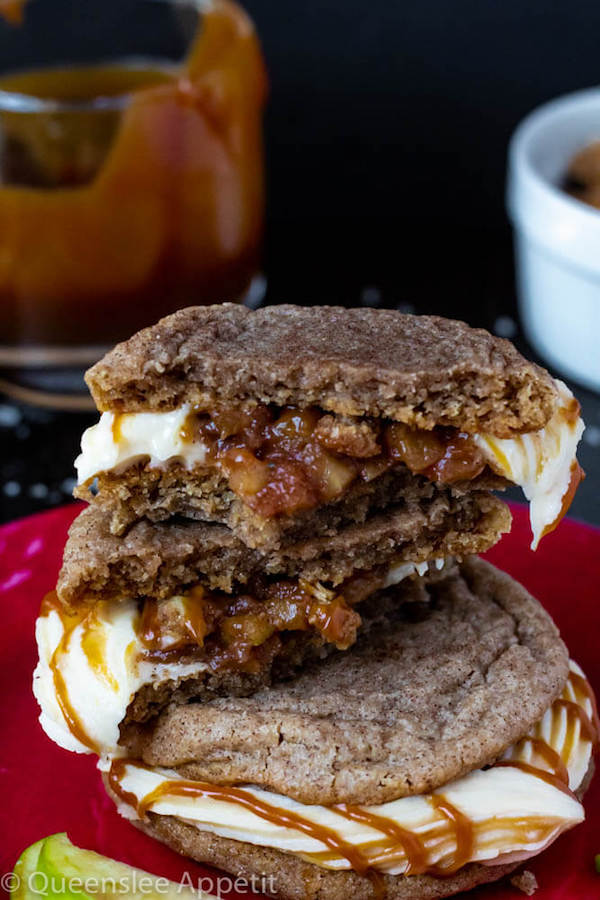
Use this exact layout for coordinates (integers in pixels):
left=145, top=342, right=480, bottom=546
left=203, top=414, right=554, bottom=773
left=510, top=870, right=538, bottom=895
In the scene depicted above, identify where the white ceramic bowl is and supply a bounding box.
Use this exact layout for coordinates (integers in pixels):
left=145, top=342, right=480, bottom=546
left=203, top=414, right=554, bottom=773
left=507, top=87, right=600, bottom=392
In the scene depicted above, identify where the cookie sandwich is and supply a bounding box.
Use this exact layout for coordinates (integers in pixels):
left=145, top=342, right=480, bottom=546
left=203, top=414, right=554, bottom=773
left=32, top=304, right=593, bottom=899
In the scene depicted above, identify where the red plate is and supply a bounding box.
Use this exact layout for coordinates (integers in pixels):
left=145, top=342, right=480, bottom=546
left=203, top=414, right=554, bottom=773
left=0, top=503, right=599, bottom=899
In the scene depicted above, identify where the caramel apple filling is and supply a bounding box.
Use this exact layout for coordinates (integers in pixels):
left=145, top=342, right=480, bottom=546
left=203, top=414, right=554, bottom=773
left=76, top=379, right=584, bottom=547
left=137, top=576, right=364, bottom=669
left=165, top=404, right=489, bottom=518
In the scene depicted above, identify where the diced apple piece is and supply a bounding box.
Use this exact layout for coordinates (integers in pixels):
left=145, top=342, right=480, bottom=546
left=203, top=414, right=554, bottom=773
left=384, top=423, right=446, bottom=473
left=426, top=434, right=486, bottom=483
left=360, top=456, right=392, bottom=482
left=268, top=408, right=321, bottom=450
left=319, top=452, right=357, bottom=500
left=221, top=447, right=270, bottom=496
left=220, top=613, right=275, bottom=647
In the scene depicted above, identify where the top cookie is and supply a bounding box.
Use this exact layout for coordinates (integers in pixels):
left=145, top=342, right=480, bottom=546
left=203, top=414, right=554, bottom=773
left=86, top=304, right=556, bottom=436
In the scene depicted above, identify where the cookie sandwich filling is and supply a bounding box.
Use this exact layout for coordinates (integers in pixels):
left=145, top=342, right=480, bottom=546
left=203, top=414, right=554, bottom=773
left=108, top=662, right=597, bottom=877
left=34, top=558, right=445, bottom=758
left=75, top=379, right=584, bottom=549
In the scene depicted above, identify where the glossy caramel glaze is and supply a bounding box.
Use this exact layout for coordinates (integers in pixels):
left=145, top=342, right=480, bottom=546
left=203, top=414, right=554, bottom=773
left=0, top=0, right=266, bottom=345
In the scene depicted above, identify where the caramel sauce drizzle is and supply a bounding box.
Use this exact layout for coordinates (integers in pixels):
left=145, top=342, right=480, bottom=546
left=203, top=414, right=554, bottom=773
left=427, top=796, right=474, bottom=875
left=540, top=462, right=586, bottom=541
left=108, top=758, right=145, bottom=813
left=495, top=760, right=574, bottom=796
left=81, top=607, right=119, bottom=692
left=42, top=591, right=104, bottom=753
left=111, top=413, right=124, bottom=444
left=570, top=671, right=600, bottom=739
left=107, top=666, right=598, bottom=880
left=526, top=736, right=570, bottom=787
left=554, top=698, right=598, bottom=743
left=333, top=805, right=428, bottom=875
left=135, top=777, right=372, bottom=877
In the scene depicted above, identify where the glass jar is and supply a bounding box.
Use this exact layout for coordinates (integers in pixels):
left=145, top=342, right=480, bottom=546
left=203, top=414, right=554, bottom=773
left=0, top=0, right=267, bottom=409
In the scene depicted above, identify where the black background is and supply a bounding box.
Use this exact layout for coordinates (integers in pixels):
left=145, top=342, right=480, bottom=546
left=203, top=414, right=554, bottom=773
left=0, top=0, right=599, bottom=525
left=246, top=0, right=600, bottom=316
left=2, top=0, right=600, bottom=315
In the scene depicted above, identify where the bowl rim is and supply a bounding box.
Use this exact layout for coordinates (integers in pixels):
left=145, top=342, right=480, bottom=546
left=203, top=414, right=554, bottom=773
left=509, top=85, right=600, bottom=225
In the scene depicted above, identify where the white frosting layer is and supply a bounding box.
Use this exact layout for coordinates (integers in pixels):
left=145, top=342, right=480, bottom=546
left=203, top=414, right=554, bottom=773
left=111, top=664, right=593, bottom=876
left=74, top=380, right=584, bottom=550
left=474, top=380, right=584, bottom=549
left=33, top=600, right=207, bottom=761
left=33, top=560, right=443, bottom=761
left=75, top=405, right=207, bottom=484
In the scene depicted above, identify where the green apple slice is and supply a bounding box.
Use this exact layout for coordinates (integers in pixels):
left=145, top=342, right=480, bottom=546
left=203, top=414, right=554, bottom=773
left=10, top=838, right=45, bottom=899
left=35, top=833, right=214, bottom=899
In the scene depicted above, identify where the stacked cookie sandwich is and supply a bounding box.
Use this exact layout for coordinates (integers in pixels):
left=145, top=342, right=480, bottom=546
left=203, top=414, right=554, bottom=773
left=34, top=305, right=595, bottom=899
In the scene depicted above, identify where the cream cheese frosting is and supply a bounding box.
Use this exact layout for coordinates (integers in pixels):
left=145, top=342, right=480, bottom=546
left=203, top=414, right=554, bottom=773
left=75, top=404, right=208, bottom=484
left=33, top=559, right=444, bottom=761
left=108, top=662, right=594, bottom=877
left=74, top=379, right=584, bottom=549
left=474, top=379, right=585, bottom=549
left=33, top=599, right=208, bottom=760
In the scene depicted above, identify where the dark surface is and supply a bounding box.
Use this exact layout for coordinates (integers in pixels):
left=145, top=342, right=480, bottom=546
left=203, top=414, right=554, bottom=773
left=0, top=0, right=599, bottom=525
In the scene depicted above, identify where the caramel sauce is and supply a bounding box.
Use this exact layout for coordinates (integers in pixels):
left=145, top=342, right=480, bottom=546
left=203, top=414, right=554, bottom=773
left=0, top=0, right=266, bottom=345
left=51, top=661, right=98, bottom=752
left=334, top=805, right=428, bottom=875
left=482, top=438, right=511, bottom=476
left=81, top=608, right=119, bottom=692
left=559, top=397, right=582, bottom=428
left=42, top=591, right=102, bottom=752
left=540, top=462, right=585, bottom=541
left=136, top=777, right=372, bottom=877
left=495, top=760, right=575, bottom=797
left=554, top=698, right=598, bottom=744
left=39, top=589, right=66, bottom=617
left=570, top=671, right=600, bottom=740
left=111, top=414, right=124, bottom=444
left=428, top=795, right=474, bottom=875
left=525, top=736, right=570, bottom=786
left=0, top=0, right=23, bottom=25
left=108, top=758, right=146, bottom=813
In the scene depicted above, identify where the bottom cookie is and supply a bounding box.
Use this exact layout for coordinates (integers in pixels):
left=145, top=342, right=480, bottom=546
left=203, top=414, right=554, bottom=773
left=104, top=755, right=595, bottom=900
left=135, top=812, right=519, bottom=900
